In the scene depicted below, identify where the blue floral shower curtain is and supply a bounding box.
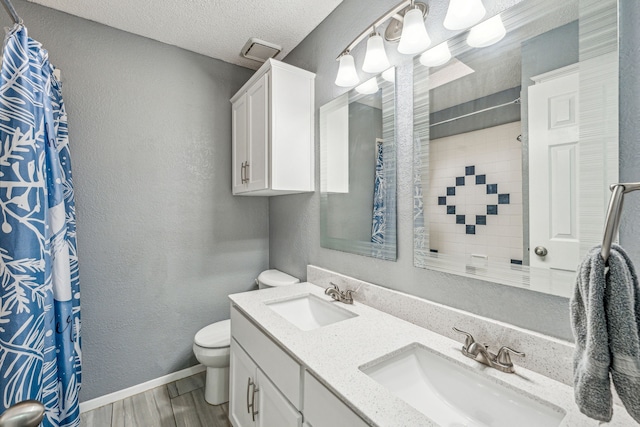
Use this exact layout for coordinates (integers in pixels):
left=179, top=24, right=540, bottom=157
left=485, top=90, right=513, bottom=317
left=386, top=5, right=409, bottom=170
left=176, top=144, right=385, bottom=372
left=371, top=139, right=386, bottom=244
left=0, top=25, right=81, bottom=426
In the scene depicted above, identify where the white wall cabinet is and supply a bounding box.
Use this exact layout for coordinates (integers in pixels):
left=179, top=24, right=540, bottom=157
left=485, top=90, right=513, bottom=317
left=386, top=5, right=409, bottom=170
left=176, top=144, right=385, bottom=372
left=231, top=59, right=315, bottom=196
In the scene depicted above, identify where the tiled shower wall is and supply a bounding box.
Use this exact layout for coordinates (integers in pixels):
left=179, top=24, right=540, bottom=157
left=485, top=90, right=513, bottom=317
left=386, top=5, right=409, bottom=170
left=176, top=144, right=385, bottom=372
left=427, top=121, right=523, bottom=265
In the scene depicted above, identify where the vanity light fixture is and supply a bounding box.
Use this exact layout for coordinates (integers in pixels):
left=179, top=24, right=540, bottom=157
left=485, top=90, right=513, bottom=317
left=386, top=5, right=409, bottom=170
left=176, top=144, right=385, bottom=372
left=381, top=67, right=396, bottom=83
left=397, top=5, right=431, bottom=54
left=334, top=0, right=428, bottom=87
left=335, top=52, right=360, bottom=87
left=355, top=77, right=380, bottom=95
left=362, top=31, right=391, bottom=74
left=443, top=0, right=486, bottom=30
left=419, top=41, right=452, bottom=67
left=467, top=15, right=506, bottom=48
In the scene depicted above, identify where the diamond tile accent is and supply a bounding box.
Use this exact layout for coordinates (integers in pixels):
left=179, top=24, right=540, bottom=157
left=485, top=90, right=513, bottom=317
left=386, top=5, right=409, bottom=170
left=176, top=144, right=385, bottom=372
left=498, top=194, right=510, bottom=204
left=438, top=196, right=446, bottom=205
left=476, top=174, right=486, bottom=184
left=487, top=184, right=497, bottom=194
left=465, top=166, right=475, bottom=175
left=456, top=215, right=465, bottom=224
left=487, top=205, right=498, bottom=215
left=466, top=225, right=476, bottom=234
left=456, top=176, right=465, bottom=186
left=476, top=215, right=486, bottom=225
left=447, top=206, right=456, bottom=214
left=447, top=187, right=455, bottom=196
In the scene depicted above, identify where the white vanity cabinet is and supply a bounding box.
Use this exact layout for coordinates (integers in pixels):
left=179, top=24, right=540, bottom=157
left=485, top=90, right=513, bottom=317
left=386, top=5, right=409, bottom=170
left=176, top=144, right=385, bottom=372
left=231, top=59, right=315, bottom=196
left=230, top=340, right=302, bottom=427
left=230, top=305, right=370, bottom=427
left=230, top=307, right=302, bottom=427
left=303, top=371, right=369, bottom=427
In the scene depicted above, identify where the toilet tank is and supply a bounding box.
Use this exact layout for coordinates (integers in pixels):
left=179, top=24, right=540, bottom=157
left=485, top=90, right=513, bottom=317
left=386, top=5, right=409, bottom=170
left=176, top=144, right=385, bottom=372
left=257, top=269, right=300, bottom=289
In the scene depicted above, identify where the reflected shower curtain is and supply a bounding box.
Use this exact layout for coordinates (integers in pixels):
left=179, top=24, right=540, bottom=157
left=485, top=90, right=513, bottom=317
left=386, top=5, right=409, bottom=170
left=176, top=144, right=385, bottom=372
left=0, top=25, right=81, bottom=426
left=371, top=140, right=386, bottom=245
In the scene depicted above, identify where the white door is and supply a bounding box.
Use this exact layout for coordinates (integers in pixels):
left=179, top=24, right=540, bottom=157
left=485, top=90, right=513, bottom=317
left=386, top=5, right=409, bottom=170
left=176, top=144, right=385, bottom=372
left=232, top=93, right=248, bottom=194
left=230, top=340, right=257, bottom=427
left=528, top=66, right=579, bottom=271
left=255, top=369, right=302, bottom=427
left=246, top=73, right=269, bottom=192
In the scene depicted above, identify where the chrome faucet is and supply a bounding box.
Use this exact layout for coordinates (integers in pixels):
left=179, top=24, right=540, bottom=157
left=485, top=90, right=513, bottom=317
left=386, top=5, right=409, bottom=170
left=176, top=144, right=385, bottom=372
left=324, top=282, right=355, bottom=304
left=452, top=327, right=525, bottom=373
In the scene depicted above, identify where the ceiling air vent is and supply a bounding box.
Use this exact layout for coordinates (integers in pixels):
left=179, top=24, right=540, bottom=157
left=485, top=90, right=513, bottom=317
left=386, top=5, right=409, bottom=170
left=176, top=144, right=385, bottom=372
left=241, top=38, right=282, bottom=62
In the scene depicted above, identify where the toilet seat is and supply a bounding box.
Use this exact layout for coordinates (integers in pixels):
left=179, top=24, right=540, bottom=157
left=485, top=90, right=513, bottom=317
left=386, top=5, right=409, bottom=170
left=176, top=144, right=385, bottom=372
left=194, top=319, right=231, bottom=349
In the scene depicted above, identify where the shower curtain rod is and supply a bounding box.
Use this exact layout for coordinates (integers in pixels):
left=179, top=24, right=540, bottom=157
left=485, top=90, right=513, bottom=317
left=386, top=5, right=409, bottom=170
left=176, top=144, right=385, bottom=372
left=1, top=0, right=21, bottom=24
left=601, top=182, right=640, bottom=263
left=430, top=98, right=521, bottom=127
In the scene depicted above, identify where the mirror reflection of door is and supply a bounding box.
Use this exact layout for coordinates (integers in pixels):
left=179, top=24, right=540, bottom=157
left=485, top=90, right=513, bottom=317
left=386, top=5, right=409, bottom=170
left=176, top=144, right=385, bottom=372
left=528, top=65, right=579, bottom=272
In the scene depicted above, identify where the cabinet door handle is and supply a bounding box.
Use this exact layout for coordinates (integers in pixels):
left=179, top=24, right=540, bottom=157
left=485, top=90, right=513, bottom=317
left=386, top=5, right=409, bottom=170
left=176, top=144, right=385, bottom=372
left=251, top=382, right=259, bottom=422
left=246, top=377, right=252, bottom=414
left=241, top=162, right=246, bottom=184
left=245, top=162, right=250, bottom=183
left=246, top=377, right=259, bottom=420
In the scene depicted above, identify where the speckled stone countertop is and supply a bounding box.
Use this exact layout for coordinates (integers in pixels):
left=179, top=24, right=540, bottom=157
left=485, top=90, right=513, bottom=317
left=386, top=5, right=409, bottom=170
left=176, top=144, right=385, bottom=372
left=229, top=283, right=635, bottom=426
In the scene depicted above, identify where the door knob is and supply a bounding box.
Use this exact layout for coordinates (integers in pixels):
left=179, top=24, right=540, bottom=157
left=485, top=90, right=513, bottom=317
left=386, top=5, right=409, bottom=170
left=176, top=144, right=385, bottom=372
left=534, top=246, right=548, bottom=257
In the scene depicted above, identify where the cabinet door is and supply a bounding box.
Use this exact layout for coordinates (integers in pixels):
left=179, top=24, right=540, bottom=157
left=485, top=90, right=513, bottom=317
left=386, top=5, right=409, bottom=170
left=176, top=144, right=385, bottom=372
left=230, top=340, right=257, bottom=427
left=232, top=93, right=248, bottom=194
left=246, top=73, right=269, bottom=192
left=303, top=371, right=369, bottom=427
left=256, top=369, right=301, bottom=427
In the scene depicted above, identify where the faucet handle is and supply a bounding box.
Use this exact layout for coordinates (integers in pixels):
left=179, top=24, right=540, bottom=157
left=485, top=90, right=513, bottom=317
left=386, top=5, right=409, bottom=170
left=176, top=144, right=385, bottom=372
left=452, top=327, right=475, bottom=350
left=344, top=289, right=355, bottom=302
left=496, top=346, right=525, bottom=366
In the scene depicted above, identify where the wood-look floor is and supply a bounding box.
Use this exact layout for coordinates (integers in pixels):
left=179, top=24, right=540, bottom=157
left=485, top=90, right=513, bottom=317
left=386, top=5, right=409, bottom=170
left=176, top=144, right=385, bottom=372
left=81, top=372, right=232, bottom=427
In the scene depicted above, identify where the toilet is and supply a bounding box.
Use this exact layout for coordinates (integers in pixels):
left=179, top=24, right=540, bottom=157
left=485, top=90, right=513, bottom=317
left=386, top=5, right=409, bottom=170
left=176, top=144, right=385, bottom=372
left=193, top=269, right=299, bottom=405
left=256, top=269, right=300, bottom=289
left=192, top=319, right=231, bottom=405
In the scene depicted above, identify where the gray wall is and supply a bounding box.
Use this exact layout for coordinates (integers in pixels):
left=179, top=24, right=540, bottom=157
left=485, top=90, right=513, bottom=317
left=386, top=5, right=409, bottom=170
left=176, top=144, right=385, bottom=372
left=430, top=86, right=521, bottom=140
left=5, top=1, right=267, bottom=401
left=272, top=0, right=632, bottom=342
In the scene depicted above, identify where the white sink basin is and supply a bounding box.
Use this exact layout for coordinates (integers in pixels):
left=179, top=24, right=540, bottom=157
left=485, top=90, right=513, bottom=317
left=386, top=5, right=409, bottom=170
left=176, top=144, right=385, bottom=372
left=265, top=294, right=357, bottom=331
left=360, top=344, right=566, bottom=427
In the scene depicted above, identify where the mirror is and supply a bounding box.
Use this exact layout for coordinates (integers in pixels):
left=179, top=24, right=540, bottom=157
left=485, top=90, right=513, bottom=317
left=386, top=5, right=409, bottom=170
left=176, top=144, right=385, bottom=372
left=413, top=0, right=618, bottom=297
left=321, top=69, right=397, bottom=260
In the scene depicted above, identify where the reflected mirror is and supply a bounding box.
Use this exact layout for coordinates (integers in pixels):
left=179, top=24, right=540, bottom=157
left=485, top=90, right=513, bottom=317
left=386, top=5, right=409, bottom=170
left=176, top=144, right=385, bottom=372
left=413, top=0, right=618, bottom=297
left=321, top=69, right=397, bottom=260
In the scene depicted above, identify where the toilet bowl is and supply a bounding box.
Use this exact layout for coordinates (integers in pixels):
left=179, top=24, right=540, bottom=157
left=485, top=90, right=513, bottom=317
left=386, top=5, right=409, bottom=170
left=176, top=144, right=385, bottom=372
left=193, top=270, right=299, bottom=405
left=192, top=319, right=231, bottom=405
left=256, top=269, right=300, bottom=289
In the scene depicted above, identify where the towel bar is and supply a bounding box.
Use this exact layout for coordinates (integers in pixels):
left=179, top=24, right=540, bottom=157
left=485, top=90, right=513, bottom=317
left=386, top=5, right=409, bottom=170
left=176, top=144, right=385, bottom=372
left=601, top=182, right=640, bottom=263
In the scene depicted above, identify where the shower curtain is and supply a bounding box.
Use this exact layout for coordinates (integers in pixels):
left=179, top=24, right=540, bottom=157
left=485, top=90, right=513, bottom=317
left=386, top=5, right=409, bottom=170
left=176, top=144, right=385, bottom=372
left=371, top=139, right=386, bottom=245
left=0, top=25, right=81, bottom=427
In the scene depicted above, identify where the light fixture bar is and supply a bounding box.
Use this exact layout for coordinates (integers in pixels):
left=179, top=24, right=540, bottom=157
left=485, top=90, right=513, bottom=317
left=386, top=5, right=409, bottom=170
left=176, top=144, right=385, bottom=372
left=336, top=0, right=412, bottom=61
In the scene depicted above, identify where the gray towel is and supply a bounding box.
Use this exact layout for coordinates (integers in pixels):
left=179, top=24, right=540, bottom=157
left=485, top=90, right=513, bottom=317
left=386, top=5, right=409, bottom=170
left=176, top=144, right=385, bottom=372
left=571, top=244, right=640, bottom=423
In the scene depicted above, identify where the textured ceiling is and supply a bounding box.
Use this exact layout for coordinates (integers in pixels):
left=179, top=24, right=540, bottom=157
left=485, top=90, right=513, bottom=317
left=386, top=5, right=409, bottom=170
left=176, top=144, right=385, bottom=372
left=26, top=0, right=344, bottom=69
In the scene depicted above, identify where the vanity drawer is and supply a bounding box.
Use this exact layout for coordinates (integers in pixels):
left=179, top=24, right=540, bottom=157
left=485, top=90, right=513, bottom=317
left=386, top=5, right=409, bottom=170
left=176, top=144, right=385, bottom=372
left=231, top=306, right=302, bottom=409
left=303, top=371, right=369, bottom=427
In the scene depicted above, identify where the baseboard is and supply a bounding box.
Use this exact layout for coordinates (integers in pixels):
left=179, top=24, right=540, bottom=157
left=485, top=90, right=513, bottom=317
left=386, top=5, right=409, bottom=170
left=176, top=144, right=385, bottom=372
left=79, top=364, right=206, bottom=413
